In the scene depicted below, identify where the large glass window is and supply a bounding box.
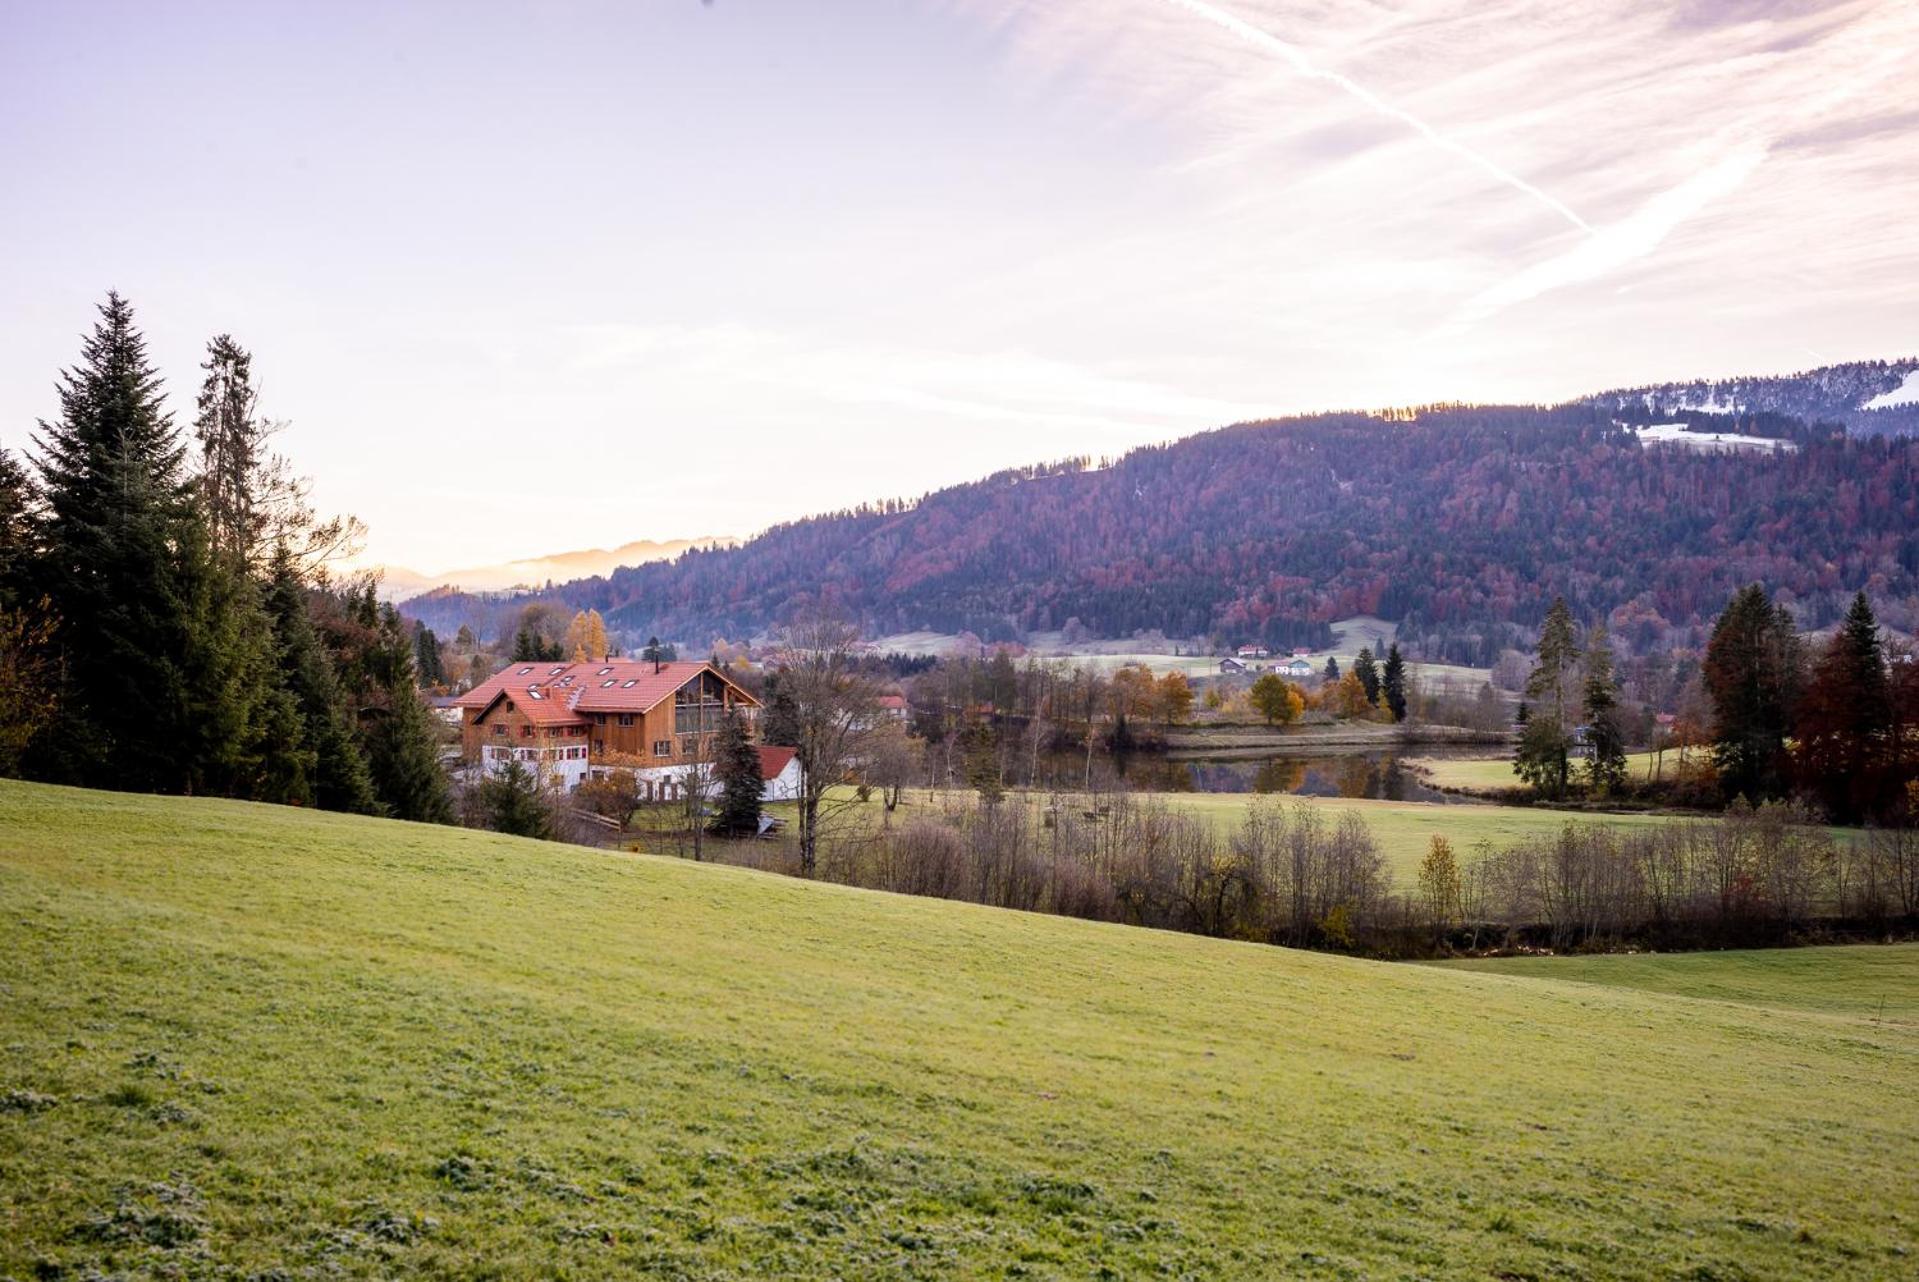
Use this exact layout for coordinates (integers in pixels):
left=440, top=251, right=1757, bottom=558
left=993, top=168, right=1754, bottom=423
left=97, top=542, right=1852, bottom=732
left=674, top=672, right=729, bottom=734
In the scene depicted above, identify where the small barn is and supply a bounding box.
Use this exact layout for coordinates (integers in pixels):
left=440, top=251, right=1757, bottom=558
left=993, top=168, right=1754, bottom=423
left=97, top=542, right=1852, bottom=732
left=759, top=745, right=803, bottom=802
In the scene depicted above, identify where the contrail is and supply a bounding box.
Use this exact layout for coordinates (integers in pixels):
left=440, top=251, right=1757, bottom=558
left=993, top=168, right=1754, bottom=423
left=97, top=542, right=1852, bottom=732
left=1160, top=0, right=1595, bottom=235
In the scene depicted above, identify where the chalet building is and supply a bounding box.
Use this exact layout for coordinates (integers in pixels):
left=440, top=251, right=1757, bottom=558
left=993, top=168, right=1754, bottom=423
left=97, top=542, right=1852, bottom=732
left=1280, top=657, right=1315, bottom=678
left=457, top=658, right=761, bottom=795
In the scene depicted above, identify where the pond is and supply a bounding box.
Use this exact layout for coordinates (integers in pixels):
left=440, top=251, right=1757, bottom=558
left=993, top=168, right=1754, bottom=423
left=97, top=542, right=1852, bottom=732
left=1029, top=749, right=1476, bottom=803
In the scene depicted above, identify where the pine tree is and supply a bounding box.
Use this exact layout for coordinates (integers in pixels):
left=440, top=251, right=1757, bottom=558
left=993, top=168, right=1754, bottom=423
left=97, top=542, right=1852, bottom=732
left=0, top=448, right=33, bottom=609
left=711, top=709, right=763, bottom=836
left=1792, top=591, right=1891, bottom=822
left=27, top=293, right=200, bottom=789
left=761, top=671, right=802, bottom=746
left=1704, top=584, right=1802, bottom=801
left=361, top=602, right=453, bottom=823
left=1582, top=625, right=1627, bottom=795
left=194, top=334, right=267, bottom=566
left=1354, top=647, right=1380, bottom=705
left=1382, top=644, right=1407, bottom=723
left=479, top=758, right=551, bottom=838
left=414, top=622, right=445, bottom=686
left=263, top=544, right=378, bottom=813
left=1322, top=655, right=1340, bottom=684
left=1526, top=597, right=1579, bottom=727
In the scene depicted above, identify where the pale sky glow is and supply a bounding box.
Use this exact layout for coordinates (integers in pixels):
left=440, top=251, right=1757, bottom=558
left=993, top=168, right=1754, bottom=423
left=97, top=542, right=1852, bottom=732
left=1, top=0, right=1914, bottom=573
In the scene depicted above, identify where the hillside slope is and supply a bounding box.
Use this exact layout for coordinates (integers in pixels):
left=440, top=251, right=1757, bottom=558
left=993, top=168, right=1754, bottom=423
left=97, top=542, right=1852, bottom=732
left=405, top=397, right=1919, bottom=656
left=3, top=780, right=1915, bottom=1279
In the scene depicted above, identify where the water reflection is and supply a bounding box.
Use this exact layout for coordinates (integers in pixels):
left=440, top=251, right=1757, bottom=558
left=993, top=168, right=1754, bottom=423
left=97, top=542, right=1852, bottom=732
left=1034, top=750, right=1463, bottom=803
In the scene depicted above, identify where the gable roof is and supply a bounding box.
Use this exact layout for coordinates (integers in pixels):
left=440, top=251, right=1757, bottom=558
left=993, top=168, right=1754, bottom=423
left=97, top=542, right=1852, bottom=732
left=457, top=659, right=760, bottom=720
left=756, top=744, right=798, bottom=781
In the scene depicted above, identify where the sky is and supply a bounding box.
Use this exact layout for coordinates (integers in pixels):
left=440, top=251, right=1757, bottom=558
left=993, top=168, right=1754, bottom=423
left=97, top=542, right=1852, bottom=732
left=1, top=0, right=1914, bottom=574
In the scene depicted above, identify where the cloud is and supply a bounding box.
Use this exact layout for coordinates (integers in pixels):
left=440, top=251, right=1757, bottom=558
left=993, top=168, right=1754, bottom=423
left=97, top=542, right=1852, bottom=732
left=1454, top=138, right=1770, bottom=324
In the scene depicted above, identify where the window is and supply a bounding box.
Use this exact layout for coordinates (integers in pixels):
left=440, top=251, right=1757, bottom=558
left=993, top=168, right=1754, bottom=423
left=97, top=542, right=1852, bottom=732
left=549, top=666, right=566, bottom=675
left=601, top=680, right=615, bottom=688
left=517, top=666, right=534, bottom=676
left=620, top=679, right=639, bottom=688
left=617, top=714, right=635, bottom=727
left=493, top=725, right=506, bottom=736
left=651, top=740, right=672, bottom=757
left=593, top=739, right=605, bottom=754
left=521, top=725, right=532, bottom=738
left=674, top=671, right=727, bottom=734
left=597, top=667, right=613, bottom=676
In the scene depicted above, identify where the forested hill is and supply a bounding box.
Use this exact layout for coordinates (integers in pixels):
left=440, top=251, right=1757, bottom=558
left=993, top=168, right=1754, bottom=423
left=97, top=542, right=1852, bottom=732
left=1585, top=356, right=1919, bottom=437
left=404, top=397, right=1919, bottom=661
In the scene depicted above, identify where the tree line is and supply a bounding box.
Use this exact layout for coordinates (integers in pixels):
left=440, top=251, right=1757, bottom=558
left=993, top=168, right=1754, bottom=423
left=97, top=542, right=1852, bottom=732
left=0, top=294, right=449, bottom=820
left=1510, top=587, right=1918, bottom=825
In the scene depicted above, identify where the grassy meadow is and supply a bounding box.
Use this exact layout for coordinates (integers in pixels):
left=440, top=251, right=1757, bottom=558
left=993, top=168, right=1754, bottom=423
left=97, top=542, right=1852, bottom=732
left=3, top=779, right=1916, bottom=1279
left=761, top=786, right=1701, bottom=886
left=1407, top=750, right=1696, bottom=795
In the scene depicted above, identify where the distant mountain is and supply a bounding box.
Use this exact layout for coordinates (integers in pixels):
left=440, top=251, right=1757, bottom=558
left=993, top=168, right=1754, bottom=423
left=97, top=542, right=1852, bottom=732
left=375, top=536, right=735, bottom=602
left=1585, top=356, right=1919, bottom=437
left=401, top=360, right=1919, bottom=661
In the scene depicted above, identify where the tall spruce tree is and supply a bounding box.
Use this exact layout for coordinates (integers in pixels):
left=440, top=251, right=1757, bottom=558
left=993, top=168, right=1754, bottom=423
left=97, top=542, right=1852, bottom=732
left=28, top=293, right=202, bottom=788
left=1704, top=584, right=1802, bottom=802
left=1354, top=647, right=1380, bottom=705
left=711, top=709, right=763, bottom=836
left=1514, top=598, right=1580, bottom=797
left=1581, top=625, right=1627, bottom=795
left=264, top=544, right=379, bottom=813
left=360, top=601, right=453, bottom=823
left=0, top=448, right=33, bottom=609
left=1381, top=644, right=1407, bottom=722
left=1792, top=591, right=1891, bottom=822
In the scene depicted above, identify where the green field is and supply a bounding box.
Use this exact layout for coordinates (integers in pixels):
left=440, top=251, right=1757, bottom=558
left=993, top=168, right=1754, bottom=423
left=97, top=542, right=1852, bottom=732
left=1408, top=750, right=1693, bottom=794
left=1444, top=946, right=1919, bottom=1020
left=833, top=786, right=1695, bottom=884
left=3, top=779, right=1916, bottom=1278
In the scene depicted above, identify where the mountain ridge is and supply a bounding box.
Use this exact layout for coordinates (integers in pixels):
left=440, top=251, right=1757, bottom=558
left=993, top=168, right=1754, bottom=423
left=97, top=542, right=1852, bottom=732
left=400, top=358, right=1919, bottom=657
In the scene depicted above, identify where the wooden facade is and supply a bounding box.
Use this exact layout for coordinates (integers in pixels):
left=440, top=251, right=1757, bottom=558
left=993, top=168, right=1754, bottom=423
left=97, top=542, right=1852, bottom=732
left=457, top=660, right=760, bottom=788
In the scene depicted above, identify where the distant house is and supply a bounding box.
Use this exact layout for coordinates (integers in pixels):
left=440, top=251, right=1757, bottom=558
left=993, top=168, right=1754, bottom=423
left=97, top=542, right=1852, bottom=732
left=875, top=693, right=910, bottom=720
left=1291, top=647, right=1312, bottom=659
left=1235, top=645, right=1270, bottom=659
left=759, top=745, right=804, bottom=802
left=455, top=658, right=761, bottom=794
left=426, top=695, right=464, bottom=726
left=1280, top=657, right=1315, bottom=678
left=1219, top=657, right=1247, bottom=675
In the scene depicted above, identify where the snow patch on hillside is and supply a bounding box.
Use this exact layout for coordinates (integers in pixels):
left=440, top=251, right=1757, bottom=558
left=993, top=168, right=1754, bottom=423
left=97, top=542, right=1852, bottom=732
left=1635, top=423, right=1797, bottom=454
left=1863, top=369, right=1919, bottom=411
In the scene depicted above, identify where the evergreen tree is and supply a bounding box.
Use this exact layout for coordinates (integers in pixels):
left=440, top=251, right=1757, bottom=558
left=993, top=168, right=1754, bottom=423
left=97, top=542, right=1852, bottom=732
left=1792, top=591, right=1891, bottom=822
left=1322, top=655, right=1339, bottom=684
left=1581, top=625, right=1627, bottom=795
left=710, top=709, right=763, bottom=836
left=1704, top=584, right=1802, bottom=801
left=27, top=292, right=200, bottom=789
left=479, top=758, right=551, bottom=838
left=761, top=671, right=802, bottom=746
left=1354, top=647, right=1380, bottom=705
left=0, top=448, right=33, bottom=609
left=193, top=334, right=268, bottom=566
left=1526, top=597, right=1580, bottom=727
left=1513, top=715, right=1572, bottom=798
left=263, top=544, right=379, bottom=813
left=413, top=622, right=445, bottom=686
left=1381, top=644, right=1407, bottom=722
left=360, top=601, right=453, bottom=823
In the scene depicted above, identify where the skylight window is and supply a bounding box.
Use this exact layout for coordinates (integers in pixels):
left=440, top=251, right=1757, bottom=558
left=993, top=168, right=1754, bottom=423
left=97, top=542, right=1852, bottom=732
left=621, top=679, right=639, bottom=688
left=601, top=680, right=616, bottom=688
left=597, top=667, right=613, bottom=676
left=517, top=666, right=534, bottom=676
left=549, top=666, right=566, bottom=675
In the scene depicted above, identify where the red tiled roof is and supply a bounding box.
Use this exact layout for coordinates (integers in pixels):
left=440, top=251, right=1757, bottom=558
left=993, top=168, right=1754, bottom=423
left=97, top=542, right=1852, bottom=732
left=756, top=744, right=798, bottom=781
left=457, top=659, right=760, bottom=720
left=876, top=694, right=908, bottom=710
